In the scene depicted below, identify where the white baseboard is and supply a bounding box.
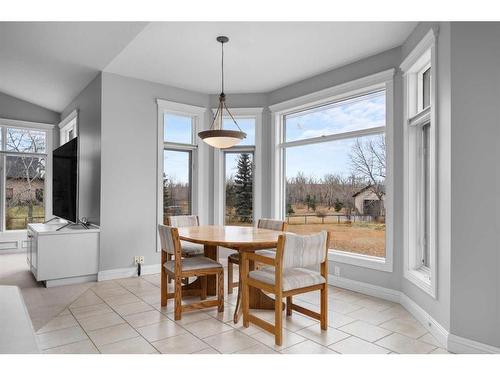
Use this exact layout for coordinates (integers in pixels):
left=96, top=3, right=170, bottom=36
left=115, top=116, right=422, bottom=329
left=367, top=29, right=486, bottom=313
left=98, top=264, right=161, bottom=281
left=448, top=334, right=500, bottom=354
left=328, top=274, right=401, bottom=303
left=45, top=274, right=97, bottom=287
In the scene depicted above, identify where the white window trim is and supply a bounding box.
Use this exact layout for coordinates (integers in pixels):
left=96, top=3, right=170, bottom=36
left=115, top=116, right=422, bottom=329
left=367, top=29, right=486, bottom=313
left=156, top=99, right=208, bottom=251
left=270, top=69, right=395, bottom=272
left=213, top=107, right=263, bottom=226
left=401, top=28, right=438, bottom=298
left=0, top=118, right=54, bottom=234
left=58, top=109, right=78, bottom=145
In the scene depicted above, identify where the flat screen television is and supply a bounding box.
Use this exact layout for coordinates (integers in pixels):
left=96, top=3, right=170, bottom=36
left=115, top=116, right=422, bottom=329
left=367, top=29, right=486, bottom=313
left=52, top=137, right=78, bottom=223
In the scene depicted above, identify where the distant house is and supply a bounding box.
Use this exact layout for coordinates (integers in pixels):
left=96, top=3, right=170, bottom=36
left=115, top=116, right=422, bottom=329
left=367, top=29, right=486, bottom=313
left=352, top=185, right=385, bottom=217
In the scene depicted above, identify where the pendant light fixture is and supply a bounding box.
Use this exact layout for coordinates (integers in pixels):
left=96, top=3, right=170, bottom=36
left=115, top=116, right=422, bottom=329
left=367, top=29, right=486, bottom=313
left=198, top=36, right=246, bottom=148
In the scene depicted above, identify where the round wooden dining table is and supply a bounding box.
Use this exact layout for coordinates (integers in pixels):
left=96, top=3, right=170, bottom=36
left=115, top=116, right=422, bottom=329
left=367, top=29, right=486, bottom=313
left=177, top=225, right=282, bottom=323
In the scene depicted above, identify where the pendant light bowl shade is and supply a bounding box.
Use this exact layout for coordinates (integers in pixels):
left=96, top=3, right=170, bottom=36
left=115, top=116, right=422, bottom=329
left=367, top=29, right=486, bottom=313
left=198, top=129, right=247, bottom=148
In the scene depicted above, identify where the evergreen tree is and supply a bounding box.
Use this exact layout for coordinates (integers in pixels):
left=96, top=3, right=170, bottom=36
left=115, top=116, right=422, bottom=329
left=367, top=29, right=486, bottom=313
left=234, top=153, right=253, bottom=223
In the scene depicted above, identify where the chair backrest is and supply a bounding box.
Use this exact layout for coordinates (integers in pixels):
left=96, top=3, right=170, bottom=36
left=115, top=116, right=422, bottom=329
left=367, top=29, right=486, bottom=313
left=257, top=218, right=286, bottom=231
left=158, top=224, right=181, bottom=256
left=279, top=231, right=328, bottom=269
left=167, top=215, right=199, bottom=228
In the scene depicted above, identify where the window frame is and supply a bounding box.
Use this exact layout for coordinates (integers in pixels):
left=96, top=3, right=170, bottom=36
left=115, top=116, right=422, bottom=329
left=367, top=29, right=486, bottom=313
left=58, top=109, right=78, bottom=145
left=213, top=108, right=262, bottom=226
left=156, top=99, right=207, bottom=251
left=270, top=69, right=395, bottom=272
left=401, top=28, right=438, bottom=298
left=0, top=118, right=54, bottom=233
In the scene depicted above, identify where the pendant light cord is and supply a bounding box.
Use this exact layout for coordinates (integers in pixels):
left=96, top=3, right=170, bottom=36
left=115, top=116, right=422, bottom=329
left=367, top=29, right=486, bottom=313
left=221, top=41, right=224, bottom=94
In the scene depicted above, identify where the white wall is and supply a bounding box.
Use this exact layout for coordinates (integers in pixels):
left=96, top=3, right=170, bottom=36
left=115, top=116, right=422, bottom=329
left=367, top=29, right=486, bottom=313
left=449, top=22, right=500, bottom=348
left=61, top=74, right=102, bottom=225
left=99, top=73, right=209, bottom=272
left=0, top=91, right=60, bottom=125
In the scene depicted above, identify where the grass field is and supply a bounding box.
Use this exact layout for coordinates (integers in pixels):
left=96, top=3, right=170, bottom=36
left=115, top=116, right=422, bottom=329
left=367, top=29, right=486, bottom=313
left=6, top=205, right=44, bottom=230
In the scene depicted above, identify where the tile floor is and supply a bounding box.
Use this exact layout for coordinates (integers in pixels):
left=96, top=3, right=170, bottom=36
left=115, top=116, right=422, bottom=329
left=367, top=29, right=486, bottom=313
left=32, top=267, right=451, bottom=354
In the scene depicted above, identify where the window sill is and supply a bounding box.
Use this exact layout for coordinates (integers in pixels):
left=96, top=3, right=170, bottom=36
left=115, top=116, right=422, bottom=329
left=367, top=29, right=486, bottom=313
left=404, top=267, right=435, bottom=298
left=328, top=249, right=392, bottom=273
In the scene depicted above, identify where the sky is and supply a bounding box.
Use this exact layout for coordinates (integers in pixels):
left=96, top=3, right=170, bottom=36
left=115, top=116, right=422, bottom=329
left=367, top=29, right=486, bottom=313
left=163, top=91, right=385, bottom=185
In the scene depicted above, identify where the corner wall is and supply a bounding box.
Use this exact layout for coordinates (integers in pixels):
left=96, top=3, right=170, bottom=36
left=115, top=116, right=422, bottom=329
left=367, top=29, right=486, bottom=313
left=0, top=91, right=60, bottom=124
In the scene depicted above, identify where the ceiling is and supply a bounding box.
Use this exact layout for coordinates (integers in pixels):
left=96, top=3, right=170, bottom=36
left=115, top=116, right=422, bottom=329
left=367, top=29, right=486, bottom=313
left=0, top=22, right=416, bottom=113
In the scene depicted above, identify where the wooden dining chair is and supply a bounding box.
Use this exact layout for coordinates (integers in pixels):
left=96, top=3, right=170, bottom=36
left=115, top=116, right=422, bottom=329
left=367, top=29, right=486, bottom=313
left=166, top=215, right=204, bottom=257
left=159, top=225, right=224, bottom=320
left=227, top=218, right=287, bottom=294
left=241, top=231, right=329, bottom=346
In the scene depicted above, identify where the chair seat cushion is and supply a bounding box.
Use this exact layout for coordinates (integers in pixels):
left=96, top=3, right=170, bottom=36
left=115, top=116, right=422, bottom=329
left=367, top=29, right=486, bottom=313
left=249, top=267, right=325, bottom=291
left=255, top=249, right=276, bottom=258
left=164, top=256, right=223, bottom=273
left=180, top=240, right=204, bottom=257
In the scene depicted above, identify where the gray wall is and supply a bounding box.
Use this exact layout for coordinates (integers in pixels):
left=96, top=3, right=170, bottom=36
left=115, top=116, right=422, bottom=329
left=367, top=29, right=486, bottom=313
left=0, top=91, right=60, bottom=124
left=449, top=22, right=500, bottom=347
left=100, top=73, right=209, bottom=272
left=61, top=74, right=102, bottom=225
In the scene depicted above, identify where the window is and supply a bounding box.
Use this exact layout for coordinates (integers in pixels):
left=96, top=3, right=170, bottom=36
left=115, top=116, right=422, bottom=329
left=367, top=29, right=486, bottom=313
left=223, top=117, right=255, bottom=226
left=401, top=29, right=437, bottom=297
left=0, top=123, right=50, bottom=230
left=161, top=113, right=195, bottom=223
left=59, top=110, right=78, bottom=145
left=157, top=99, right=206, bottom=239
left=281, top=91, right=387, bottom=258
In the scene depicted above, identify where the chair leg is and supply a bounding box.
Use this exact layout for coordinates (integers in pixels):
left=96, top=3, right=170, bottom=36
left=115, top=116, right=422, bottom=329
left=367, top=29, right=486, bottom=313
left=217, top=270, right=224, bottom=312
left=160, top=251, right=168, bottom=306
left=241, top=255, right=250, bottom=328
left=286, top=296, right=292, bottom=316
left=227, top=260, right=234, bottom=295
left=167, top=253, right=173, bottom=283
left=200, top=276, right=207, bottom=300
left=275, top=293, right=283, bottom=346
left=174, top=276, right=182, bottom=321
left=320, top=284, right=328, bottom=330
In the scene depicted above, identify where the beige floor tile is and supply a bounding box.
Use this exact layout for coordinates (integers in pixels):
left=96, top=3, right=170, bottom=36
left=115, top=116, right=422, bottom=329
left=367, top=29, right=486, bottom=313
left=58, top=308, right=72, bottom=316
left=70, top=303, right=113, bottom=319
left=166, top=310, right=212, bottom=325
left=194, top=347, right=220, bottom=354
left=203, top=330, right=260, bottom=353
left=69, top=290, right=103, bottom=309
left=99, top=336, right=158, bottom=354
left=418, top=333, right=442, bottom=347
left=354, top=297, right=396, bottom=312
left=93, top=287, right=131, bottom=299
left=138, top=292, right=160, bottom=305
left=328, top=311, right=357, bottom=328
left=226, top=318, right=266, bottom=336
left=430, top=347, right=451, bottom=354
left=183, top=318, right=234, bottom=338
left=233, top=343, right=278, bottom=354
left=87, top=323, right=139, bottom=347
left=136, top=320, right=187, bottom=342
left=36, top=325, right=88, bottom=350
left=329, top=336, right=391, bottom=354
left=380, top=318, right=428, bottom=339
left=282, top=313, right=318, bottom=332
left=375, top=333, right=436, bottom=354
left=330, top=299, right=362, bottom=314
left=347, top=307, right=397, bottom=325
left=42, top=339, right=99, bottom=354
left=104, top=293, right=141, bottom=307
left=281, top=340, right=337, bottom=354
left=295, top=324, right=350, bottom=346
left=37, top=314, right=79, bottom=334
left=124, top=310, right=168, bottom=328
left=153, top=333, right=209, bottom=354
left=206, top=304, right=237, bottom=323
left=113, top=301, right=154, bottom=316
left=339, top=320, right=392, bottom=342
left=252, top=329, right=307, bottom=350
left=78, top=311, right=125, bottom=331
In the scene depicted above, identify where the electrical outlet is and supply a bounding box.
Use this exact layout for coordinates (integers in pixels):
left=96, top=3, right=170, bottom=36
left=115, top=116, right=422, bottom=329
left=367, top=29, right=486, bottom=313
left=139, top=256, right=144, bottom=264
left=334, top=266, right=341, bottom=277
left=134, top=256, right=140, bottom=265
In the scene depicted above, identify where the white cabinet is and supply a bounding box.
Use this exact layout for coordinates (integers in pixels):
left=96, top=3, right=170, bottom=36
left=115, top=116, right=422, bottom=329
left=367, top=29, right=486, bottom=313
left=26, top=223, right=100, bottom=287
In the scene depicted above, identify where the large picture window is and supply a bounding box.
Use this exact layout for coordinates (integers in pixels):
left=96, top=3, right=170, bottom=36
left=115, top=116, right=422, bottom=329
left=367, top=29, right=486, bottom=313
left=280, top=90, right=387, bottom=259
left=0, top=124, right=49, bottom=230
